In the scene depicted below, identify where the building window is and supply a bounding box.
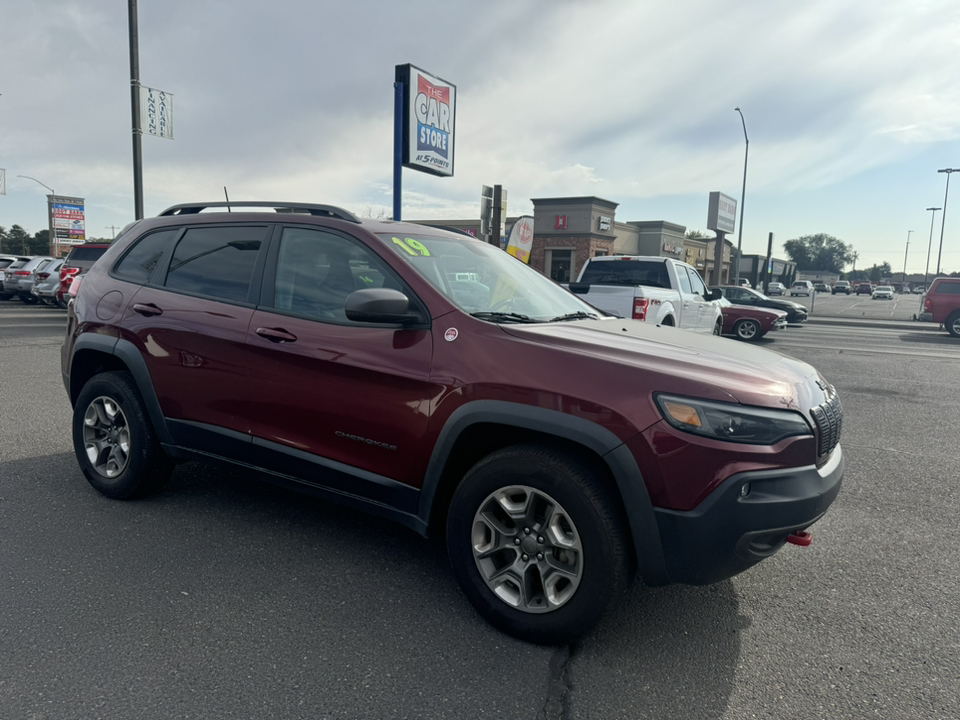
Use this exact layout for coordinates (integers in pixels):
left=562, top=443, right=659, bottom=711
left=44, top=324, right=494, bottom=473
left=594, top=248, right=608, bottom=257
left=546, top=249, right=573, bottom=283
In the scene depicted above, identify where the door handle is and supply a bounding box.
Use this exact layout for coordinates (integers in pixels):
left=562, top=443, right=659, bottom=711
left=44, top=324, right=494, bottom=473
left=256, top=327, right=298, bottom=343
left=132, top=303, right=163, bottom=316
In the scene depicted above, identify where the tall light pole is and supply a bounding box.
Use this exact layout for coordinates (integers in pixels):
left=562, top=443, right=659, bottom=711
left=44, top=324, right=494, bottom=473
left=936, top=168, right=959, bottom=276
left=733, top=107, right=748, bottom=287
left=17, top=174, right=57, bottom=256
left=901, top=230, right=912, bottom=289
left=923, top=206, right=941, bottom=305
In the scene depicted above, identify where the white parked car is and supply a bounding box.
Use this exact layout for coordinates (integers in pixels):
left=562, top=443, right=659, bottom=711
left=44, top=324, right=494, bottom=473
left=790, top=281, right=814, bottom=296
left=872, top=285, right=894, bottom=300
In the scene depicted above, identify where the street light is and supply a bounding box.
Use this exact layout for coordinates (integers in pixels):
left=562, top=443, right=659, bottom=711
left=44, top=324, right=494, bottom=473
left=733, top=107, right=749, bottom=287
left=17, top=174, right=57, bottom=256
left=901, top=230, right=912, bottom=288
left=936, top=168, right=959, bottom=276
left=923, top=206, right=941, bottom=308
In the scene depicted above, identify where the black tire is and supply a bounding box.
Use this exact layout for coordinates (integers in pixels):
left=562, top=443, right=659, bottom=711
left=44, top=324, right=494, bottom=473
left=733, top=318, right=761, bottom=341
left=947, top=311, right=960, bottom=338
left=713, top=319, right=723, bottom=336
left=20, top=294, right=39, bottom=305
left=72, top=371, right=173, bottom=499
left=446, top=444, right=631, bottom=644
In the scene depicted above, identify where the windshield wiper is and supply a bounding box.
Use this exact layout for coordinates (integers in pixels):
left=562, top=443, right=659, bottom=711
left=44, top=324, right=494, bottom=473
left=470, top=311, right=541, bottom=324
left=548, top=311, right=600, bottom=322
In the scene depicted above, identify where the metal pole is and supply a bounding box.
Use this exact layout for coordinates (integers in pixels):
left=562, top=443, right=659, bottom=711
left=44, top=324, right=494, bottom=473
left=393, top=79, right=404, bottom=221
left=901, top=230, right=912, bottom=290
left=733, top=107, right=748, bottom=287
left=128, top=0, right=144, bottom=220
left=935, top=168, right=958, bottom=276
left=16, top=175, right=56, bottom=256
left=922, top=206, right=940, bottom=311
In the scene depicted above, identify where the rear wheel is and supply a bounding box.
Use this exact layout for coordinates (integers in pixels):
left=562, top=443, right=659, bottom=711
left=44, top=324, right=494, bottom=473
left=446, top=445, right=631, bottom=644
left=72, top=371, right=173, bottom=499
left=733, top=318, right=761, bottom=341
left=947, top=311, right=960, bottom=338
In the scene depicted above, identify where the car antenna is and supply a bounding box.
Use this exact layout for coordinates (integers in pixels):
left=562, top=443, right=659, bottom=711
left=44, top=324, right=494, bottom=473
left=224, top=186, right=232, bottom=212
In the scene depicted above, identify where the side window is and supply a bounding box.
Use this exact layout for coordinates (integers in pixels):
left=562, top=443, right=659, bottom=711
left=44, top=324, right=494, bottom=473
left=675, top=266, right=692, bottom=294
left=273, top=227, right=399, bottom=321
left=935, top=282, right=960, bottom=295
left=163, top=226, right=265, bottom=303
left=114, top=229, right=178, bottom=284
left=686, top=267, right=707, bottom=296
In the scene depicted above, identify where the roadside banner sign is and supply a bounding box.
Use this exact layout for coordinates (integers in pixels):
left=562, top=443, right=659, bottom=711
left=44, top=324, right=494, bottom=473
left=0, top=168, right=6, bottom=195
left=139, top=86, right=174, bottom=139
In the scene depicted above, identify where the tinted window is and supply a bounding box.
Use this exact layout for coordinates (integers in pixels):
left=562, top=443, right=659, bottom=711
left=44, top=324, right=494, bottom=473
left=578, top=260, right=670, bottom=288
left=273, top=227, right=398, bottom=321
left=934, top=281, right=960, bottom=295
left=66, top=247, right=109, bottom=263
left=114, top=230, right=178, bottom=284
left=163, top=226, right=265, bottom=303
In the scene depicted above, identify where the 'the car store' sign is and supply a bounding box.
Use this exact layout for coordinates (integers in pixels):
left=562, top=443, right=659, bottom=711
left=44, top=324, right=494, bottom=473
left=396, top=64, right=456, bottom=177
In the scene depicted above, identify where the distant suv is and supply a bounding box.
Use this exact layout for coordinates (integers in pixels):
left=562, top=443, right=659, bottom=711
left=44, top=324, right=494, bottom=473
left=855, top=282, right=873, bottom=295
left=921, top=276, right=960, bottom=337
left=832, top=281, right=851, bottom=295
left=62, top=201, right=844, bottom=643
left=790, top=280, right=814, bottom=296
left=57, top=242, right=112, bottom=308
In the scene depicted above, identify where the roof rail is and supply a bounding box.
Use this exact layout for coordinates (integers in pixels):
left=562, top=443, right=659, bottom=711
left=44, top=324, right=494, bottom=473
left=157, top=201, right=361, bottom=223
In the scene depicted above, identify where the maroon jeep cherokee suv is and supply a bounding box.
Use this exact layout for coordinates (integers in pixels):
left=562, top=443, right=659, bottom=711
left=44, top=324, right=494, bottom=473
left=62, top=202, right=843, bottom=643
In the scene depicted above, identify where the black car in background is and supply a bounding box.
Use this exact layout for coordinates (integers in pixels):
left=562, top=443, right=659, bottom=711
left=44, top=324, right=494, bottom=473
left=711, top=285, right=809, bottom=324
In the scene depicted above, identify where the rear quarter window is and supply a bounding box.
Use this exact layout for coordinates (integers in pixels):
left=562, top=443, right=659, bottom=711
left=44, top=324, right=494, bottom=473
left=66, top=247, right=110, bottom=263
left=934, top=281, right=960, bottom=294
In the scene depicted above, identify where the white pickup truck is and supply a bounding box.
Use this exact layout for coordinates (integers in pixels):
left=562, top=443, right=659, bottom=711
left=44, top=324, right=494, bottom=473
left=568, top=255, right=723, bottom=334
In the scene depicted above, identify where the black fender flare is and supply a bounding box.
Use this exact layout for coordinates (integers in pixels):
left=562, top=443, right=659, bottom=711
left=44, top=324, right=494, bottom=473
left=417, top=400, right=669, bottom=585
left=68, top=334, right=173, bottom=446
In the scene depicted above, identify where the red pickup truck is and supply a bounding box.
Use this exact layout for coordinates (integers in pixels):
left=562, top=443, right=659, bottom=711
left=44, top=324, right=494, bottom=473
left=922, top=277, right=960, bottom=337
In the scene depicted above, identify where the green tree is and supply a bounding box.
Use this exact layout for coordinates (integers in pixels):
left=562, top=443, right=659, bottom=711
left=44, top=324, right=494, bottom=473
left=782, top=233, right=855, bottom=273
left=5, top=225, right=32, bottom=254
left=30, top=229, right=51, bottom=255
left=684, top=229, right=710, bottom=240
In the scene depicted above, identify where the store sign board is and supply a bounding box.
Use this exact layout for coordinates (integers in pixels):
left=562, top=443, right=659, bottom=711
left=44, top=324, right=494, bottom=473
left=49, top=195, right=85, bottom=244
left=707, top=191, right=737, bottom=234
left=396, top=64, right=456, bottom=177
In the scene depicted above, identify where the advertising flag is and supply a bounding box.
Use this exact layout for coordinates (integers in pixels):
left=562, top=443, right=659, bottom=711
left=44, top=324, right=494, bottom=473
left=506, top=216, right=535, bottom=263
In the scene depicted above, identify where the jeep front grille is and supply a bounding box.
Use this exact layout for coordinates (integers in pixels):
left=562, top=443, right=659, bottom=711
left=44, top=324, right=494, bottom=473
left=810, top=390, right=843, bottom=458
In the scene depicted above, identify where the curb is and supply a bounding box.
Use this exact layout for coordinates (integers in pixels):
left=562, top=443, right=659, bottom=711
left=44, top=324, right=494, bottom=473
left=805, top=316, right=941, bottom=331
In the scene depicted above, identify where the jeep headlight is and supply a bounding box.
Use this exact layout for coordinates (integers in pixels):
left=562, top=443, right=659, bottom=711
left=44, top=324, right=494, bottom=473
left=655, top=394, right=812, bottom=445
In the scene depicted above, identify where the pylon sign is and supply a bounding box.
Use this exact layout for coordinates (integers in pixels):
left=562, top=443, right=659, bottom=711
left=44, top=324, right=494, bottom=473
left=395, top=64, right=456, bottom=177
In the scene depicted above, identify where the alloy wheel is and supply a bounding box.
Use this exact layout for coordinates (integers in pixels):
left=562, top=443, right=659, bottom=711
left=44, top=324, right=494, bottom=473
left=82, top=396, right=131, bottom=478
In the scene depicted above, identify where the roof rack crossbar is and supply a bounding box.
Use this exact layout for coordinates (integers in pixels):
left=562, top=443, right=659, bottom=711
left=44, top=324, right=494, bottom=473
left=157, top=201, right=361, bottom=223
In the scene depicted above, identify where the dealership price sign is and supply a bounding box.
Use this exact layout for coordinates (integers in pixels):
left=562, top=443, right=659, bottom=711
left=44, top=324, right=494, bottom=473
left=396, top=64, right=456, bottom=177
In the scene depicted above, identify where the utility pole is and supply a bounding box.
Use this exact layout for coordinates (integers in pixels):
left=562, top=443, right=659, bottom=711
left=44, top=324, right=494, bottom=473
left=105, top=225, right=120, bottom=239
left=901, top=230, right=912, bottom=288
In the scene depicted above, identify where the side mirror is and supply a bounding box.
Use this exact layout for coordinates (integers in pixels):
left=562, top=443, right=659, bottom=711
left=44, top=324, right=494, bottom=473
left=344, top=288, right=420, bottom=324
left=707, top=288, right=722, bottom=301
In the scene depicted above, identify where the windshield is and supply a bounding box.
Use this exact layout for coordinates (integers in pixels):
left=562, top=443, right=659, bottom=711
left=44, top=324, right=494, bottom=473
left=378, top=232, right=599, bottom=322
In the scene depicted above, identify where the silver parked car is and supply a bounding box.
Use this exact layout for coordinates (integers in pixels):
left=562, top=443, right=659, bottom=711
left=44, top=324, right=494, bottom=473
left=12, top=256, right=54, bottom=304
left=31, top=258, right=65, bottom=305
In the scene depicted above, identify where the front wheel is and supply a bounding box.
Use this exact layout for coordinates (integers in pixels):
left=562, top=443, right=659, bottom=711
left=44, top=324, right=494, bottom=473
left=446, top=445, right=631, bottom=644
left=947, top=311, right=960, bottom=338
left=733, top=318, right=761, bottom=341
left=713, top=319, right=723, bottom=336
left=72, top=371, right=174, bottom=499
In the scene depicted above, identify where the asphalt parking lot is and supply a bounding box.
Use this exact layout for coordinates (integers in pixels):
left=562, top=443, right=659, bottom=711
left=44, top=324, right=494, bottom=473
left=1, top=295, right=958, bottom=719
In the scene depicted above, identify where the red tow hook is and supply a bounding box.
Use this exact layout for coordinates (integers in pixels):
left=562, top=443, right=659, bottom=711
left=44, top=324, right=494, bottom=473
left=786, top=531, right=813, bottom=547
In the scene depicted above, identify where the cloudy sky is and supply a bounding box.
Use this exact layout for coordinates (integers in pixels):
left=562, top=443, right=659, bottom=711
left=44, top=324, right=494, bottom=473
left=2, top=0, right=960, bottom=273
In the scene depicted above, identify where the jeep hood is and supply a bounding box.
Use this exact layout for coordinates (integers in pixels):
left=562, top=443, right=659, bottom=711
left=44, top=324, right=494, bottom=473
left=500, top=318, right=828, bottom=412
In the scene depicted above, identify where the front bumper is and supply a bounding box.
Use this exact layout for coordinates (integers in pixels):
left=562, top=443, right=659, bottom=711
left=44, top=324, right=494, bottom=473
left=653, top=445, right=844, bottom=585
